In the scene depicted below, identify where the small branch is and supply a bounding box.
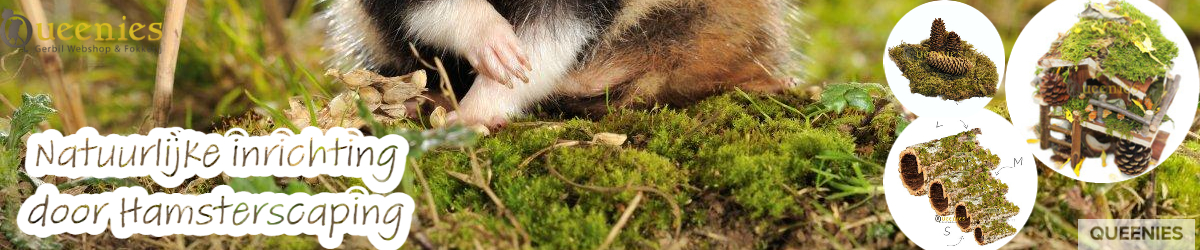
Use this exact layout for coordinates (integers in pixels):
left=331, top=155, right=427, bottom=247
left=19, top=0, right=86, bottom=132
left=409, top=159, right=441, bottom=226
left=143, top=0, right=189, bottom=133
left=597, top=191, right=644, bottom=250
left=457, top=146, right=530, bottom=243
left=263, top=0, right=293, bottom=63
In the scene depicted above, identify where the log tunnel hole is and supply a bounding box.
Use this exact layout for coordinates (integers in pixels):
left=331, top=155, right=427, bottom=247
left=929, top=182, right=947, bottom=212
left=956, top=204, right=971, bottom=230
left=900, top=153, right=923, bottom=190
left=974, top=227, right=984, bottom=244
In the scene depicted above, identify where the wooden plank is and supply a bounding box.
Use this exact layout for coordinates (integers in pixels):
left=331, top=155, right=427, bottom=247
left=1047, top=138, right=1071, bottom=147
left=1151, top=75, right=1180, bottom=128
left=1151, top=131, right=1169, bottom=161
left=1049, top=125, right=1070, bottom=134
left=1040, top=106, right=1051, bottom=150
left=1071, top=119, right=1083, bottom=167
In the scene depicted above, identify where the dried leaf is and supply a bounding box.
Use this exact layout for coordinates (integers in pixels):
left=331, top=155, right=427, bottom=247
left=592, top=133, right=628, bottom=146
left=1090, top=24, right=1105, bottom=35
left=1100, top=151, right=1107, bottom=167
left=380, top=104, right=406, bottom=118
left=382, top=70, right=427, bottom=104
left=327, top=93, right=355, bottom=116
left=430, top=106, right=449, bottom=129
left=1134, top=34, right=1155, bottom=53
left=358, top=87, right=383, bottom=111
left=469, top=124, right=491, bottom=136
left=284, top=97, right=311, bottom=127
left=1132, top=98, right=1146, bottom=111
left=62, top=185, right=87, bottom=195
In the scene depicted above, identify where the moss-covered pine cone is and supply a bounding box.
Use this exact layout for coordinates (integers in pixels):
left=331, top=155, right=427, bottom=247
left=1039, top=72, right=1069, bottom=106
left=1115, top=140, right=1151, bottom=176
left=925, top=51, right=974, bottom=75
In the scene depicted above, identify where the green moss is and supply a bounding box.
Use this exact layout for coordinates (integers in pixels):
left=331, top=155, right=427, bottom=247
left=263, top=236, right=318, bottom=249
left=986, top=99, right=1011, bottom=122
left=1063, top=98, right=1089, bottom=113
left=887, top=41, right=998, bottom=101
left=1058, top=1, right=1179, bottom=81
left=1157, top=141, right=1200, bottom=215
left=413, top=91, right=878, bottom=248
left=1100, top=115, right=1141, bottom=138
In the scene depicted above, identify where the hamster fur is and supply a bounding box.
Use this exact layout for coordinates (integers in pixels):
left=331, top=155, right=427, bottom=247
left=325, top=0, right=800, bottom=127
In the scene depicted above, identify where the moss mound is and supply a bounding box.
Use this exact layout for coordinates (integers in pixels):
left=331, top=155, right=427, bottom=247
left=1057, top=1, right=1179, bottom=81
left=409, top=91, right=901, bottom=248
left=888, top=40, right=998, bottom=101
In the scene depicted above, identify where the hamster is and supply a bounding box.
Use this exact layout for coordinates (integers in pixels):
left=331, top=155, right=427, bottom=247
left=325, top=0, right=800, bottom=128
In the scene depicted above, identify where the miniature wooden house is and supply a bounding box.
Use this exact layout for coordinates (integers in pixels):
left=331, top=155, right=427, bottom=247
left=1033, top=46, right=1179, bottom=175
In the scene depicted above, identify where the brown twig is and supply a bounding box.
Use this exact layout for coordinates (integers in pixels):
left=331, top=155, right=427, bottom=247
left=408, top=43, right=460, bottom=110
left=445, top=146, right=531, bottom=243
left=19, top=0, right=86, bottom=132
left=263, top=0, right=293, bottom=64
left=409, top=159, right=441, bottom=226
left=433, top=58, right=459, bottom=110
left=142, top=0, right=189, bottom=133
left=316, top=175, right=338, bottom=193
left=597, top=191, right=644, bottom=250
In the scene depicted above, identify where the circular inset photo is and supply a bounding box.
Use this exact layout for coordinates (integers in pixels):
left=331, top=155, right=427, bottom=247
left=884, top=111, right=1036, bottom=249
left=883, top=1, right=1006, bottom=118
left=1006, top=0, right=1198, bottom=183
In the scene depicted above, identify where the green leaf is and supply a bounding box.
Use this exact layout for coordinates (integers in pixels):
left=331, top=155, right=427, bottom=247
left=244, top=90, right=299, bottom=132
left=229, top=178, right=257, bottom=193
left=819, top=83, right=882, bottom=114
left=845, top=89, right=874, bottom=112
left=6, top=94, right=56, bottom=151
left=230, top=177, right=283, bottom=194
left=285, top=180, right=313, bottom=194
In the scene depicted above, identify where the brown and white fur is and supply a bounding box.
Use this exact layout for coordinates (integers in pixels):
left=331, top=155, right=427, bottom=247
left=325, top=0, right=799, bottom=128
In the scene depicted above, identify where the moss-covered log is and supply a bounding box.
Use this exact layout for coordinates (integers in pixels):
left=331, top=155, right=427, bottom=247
left=896, top=129, right=1000, bottom=196
left=952, top=189, right=1019, bottom=233
left=972, top=218, right=1017, bottom=245
left=927, top=166, right=1008, bottom=216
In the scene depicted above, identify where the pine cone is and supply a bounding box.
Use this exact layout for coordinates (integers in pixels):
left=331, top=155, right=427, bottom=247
left=945, top=32, right=962, bottom=53
left=1115, top=140, right=1150, bottom=176
left=926, top=51, right=974, bottom=75
left=930, top=18, right=947, bottom=51
left=1039, top=72, right=1069, bottom=106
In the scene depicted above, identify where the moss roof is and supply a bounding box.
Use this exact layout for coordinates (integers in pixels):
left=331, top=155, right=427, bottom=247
left=1056, top=1, right=1179, bottom=81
